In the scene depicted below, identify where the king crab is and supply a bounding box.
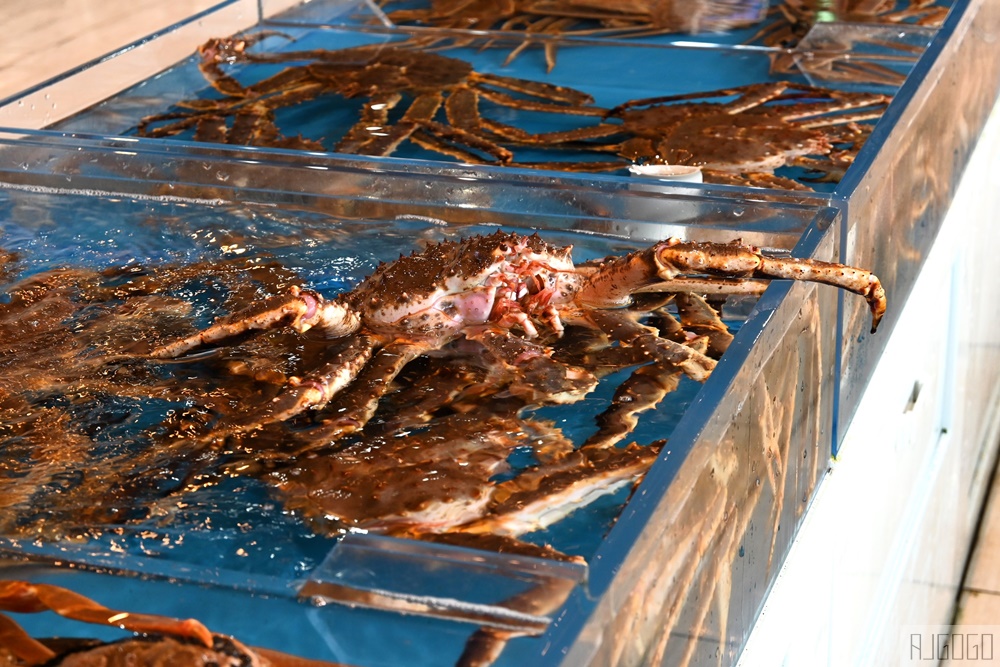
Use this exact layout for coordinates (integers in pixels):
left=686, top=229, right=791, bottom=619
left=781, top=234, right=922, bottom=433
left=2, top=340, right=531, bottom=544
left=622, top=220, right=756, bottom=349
left=490, top=82, right=891, bottom=189
left=136, top=36, right=604, bottom=164
left=150, top=231, right=885, bottom=442
left=142, top=231, right=886, bottom=546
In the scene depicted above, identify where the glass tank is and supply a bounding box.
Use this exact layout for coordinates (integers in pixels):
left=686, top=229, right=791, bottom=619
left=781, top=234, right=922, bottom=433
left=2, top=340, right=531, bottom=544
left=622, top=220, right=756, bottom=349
left=0, top=18, right=916, bottom=195
left=0, top=139, right=846, bottom=665
left=0, top=0, right=995, bottom=662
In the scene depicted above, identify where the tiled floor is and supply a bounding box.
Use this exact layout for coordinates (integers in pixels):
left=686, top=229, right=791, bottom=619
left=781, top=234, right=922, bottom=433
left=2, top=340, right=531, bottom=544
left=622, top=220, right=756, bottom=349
left=964, top=463, right=1000, bottom=597
left=0, top=0, right=219, bottom=99
left=945, top=459, right=1000, bottom=665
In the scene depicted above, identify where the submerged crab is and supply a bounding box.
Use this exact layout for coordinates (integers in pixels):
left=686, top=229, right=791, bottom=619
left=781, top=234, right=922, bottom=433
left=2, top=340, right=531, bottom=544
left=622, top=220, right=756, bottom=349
left=151, top=231, right=885, bottom=440
left=136, top=36, right=603, bottom=164
left=494, top=82, right=890, bottom=189
left=378, top=0, right=766, bottom=71
left=0, top=580, right=340, bottom=666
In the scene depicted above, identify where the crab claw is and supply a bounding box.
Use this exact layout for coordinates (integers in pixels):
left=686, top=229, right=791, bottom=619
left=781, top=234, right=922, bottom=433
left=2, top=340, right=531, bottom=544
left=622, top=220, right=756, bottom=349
left=577, top=238, right=885, bottom=333
left=197, top=31, right=291, bottom=65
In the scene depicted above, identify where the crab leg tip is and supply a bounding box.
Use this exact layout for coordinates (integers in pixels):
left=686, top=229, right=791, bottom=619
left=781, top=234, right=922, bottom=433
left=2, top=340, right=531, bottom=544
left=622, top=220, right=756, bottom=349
left=866, top=278, right=887, bottom=334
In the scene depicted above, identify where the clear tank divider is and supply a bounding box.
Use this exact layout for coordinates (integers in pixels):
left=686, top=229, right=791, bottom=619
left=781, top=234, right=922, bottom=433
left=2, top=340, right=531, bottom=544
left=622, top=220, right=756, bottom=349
left=300, top=533, right=587, bottom=632
left=0, top=130, right=821, bottom=248
left=793, top=22, right=939, bottom=87
left=0, top=534, right=300, bottom=598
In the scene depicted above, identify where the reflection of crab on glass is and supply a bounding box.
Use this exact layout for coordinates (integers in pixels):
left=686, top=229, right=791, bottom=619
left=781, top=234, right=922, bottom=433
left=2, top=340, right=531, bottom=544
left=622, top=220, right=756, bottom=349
left=746, top=0, right=950, bottom=85
left=749, top=0, right=950, bottom=50
left=376, top=0, right=770, bottom=71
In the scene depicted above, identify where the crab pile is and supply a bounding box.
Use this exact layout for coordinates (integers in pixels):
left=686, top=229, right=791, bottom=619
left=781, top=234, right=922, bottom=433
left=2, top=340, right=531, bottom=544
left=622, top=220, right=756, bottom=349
left=143, top=231, right=884, bottom=542
left=0, top=230, right=886, bottom=547
left=0, top=230, right=885, bottom=666
left=0, top=251, right=307, bottom=537
left=132, top=34, right=898, bottom=189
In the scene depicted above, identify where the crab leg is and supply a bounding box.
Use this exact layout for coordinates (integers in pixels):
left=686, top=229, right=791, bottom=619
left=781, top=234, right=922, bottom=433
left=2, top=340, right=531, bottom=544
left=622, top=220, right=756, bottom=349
left=632, top=276, right=771, bottom=298
left=456, top=578, right=580, bottom=667
left=577, top=239, right=886, bottom=333
left=253, top=333, right=379, bottom=426
left=752, top=254, right=886, bottom=333
left=608, top=82, right=798, bottom=116
left=150, top=286, right=360, bottom=359
left=673, top=292, right=734, bottom=358
left=472, top=71, right=595, bottom=107
left=193, top=115, right=229, bottom=143
left=377, top=359, right=494, bottom=430
left=348, top=91, right=446, bottom=156
left=308, top=339, right=434, bottom=442
left=414, top=121, right=515, bottom=163
left=582, top=317, right=711, bottom=452
left=337, top=92, right=401, bottom=153
left=0, top=581, right=213, bottom=648
left=409, top=128, right=508, bottom=165
left=582, top=290, right=736, bottom=449
left=0, top=612, right=54, bottom=665
left=580, top=309, right=717, bottom=382
left=475, top=86, right=606, bottom=117
left=136, top=111, right=204, bottom=138
left=584, top=361, right=685, bottom=451
left=462, top=440, right=664, bottom=537
left=471, top=328, right=599, bottom=405
left=552, top=325, right=652, bottom=372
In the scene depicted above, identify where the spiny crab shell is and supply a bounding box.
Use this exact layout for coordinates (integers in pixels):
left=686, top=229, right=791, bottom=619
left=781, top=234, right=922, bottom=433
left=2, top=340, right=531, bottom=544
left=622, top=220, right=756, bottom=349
left=342, top=232, right=581, bottom=338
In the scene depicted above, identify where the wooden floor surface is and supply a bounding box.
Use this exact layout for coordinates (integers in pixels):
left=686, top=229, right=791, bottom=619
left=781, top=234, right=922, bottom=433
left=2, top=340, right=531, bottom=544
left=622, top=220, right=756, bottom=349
left=0, top=0, right=218, bottom=99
